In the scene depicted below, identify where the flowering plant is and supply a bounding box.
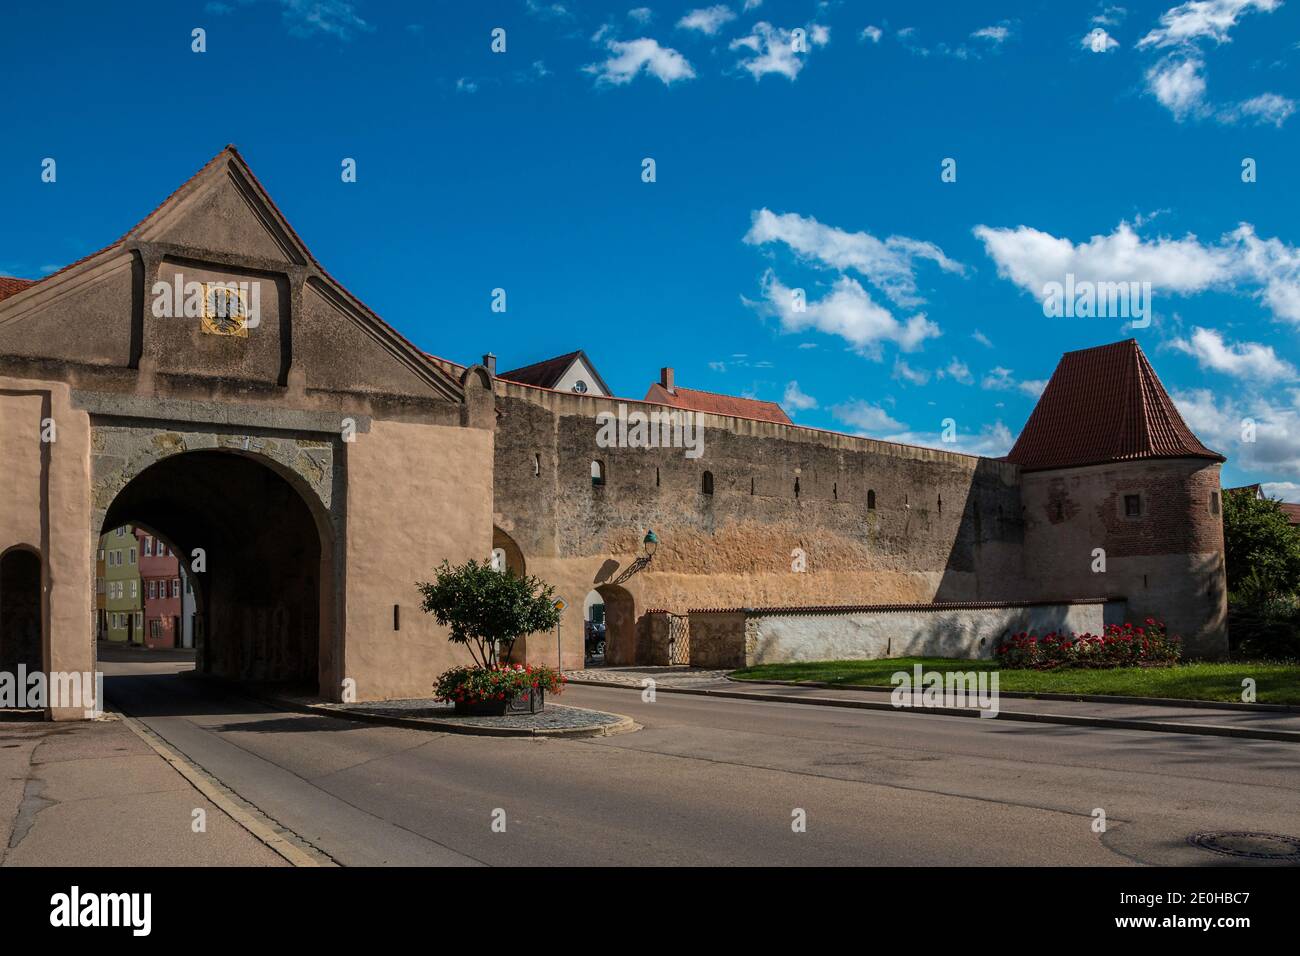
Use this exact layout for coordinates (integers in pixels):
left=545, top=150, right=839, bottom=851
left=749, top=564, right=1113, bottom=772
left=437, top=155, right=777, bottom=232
left=995, top=618, right=1180, bottom=670
left=434, top=663, right=566, bottom=705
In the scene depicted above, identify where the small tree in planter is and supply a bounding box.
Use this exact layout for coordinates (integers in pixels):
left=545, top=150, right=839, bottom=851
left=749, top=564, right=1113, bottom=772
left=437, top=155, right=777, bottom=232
left=418, top=559, right=565, bottom=715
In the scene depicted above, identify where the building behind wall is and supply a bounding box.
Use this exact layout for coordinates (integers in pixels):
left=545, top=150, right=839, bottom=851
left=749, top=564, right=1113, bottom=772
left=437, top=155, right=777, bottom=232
left=101, top=526, right=142, bottom=643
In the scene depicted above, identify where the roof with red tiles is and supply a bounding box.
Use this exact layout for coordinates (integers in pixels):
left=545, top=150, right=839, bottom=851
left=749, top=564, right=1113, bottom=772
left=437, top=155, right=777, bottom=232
left=1280, top=503, right=1300, bottom=527
left=643, top=382, right=792, bottom=425
left=499, top=349, right=612, bottom=395
left=0, top=276, right=36, bottom=302
left=1003, top=339, right=1223, bottom=472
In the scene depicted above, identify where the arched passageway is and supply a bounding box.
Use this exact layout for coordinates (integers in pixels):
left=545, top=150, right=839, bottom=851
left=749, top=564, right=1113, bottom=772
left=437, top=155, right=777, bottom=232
left=102, top=451, right=328, bottom=691
left=0, top=547, right=42, bottom=675
left=596, top=583, right=635, bottom=665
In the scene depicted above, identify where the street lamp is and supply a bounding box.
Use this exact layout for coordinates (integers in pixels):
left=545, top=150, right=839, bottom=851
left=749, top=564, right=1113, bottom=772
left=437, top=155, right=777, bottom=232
left=643, top=530, right=658, bottom=559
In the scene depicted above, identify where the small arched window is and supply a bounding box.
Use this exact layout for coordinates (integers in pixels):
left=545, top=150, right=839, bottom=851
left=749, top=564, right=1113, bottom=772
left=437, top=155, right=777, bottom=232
left=794, top=477, right=801, bottom=498
left=591, top=460, right=605, bottom=487
left=533, top=453, right=541, bottom=477
left=701, top=471, right=714, bottom=495
left=867, top=489, right=877, bottom=511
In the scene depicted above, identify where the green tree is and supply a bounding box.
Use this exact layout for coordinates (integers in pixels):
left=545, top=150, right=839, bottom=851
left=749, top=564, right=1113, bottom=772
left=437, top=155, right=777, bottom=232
left=1223, top=491, right=1300, bottom=601
left=417, top=559, right=561, bottom=668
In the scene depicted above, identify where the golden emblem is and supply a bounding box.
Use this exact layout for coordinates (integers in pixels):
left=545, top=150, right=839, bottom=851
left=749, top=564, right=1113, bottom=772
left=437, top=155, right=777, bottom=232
left=199, top=282, right=249, bottom=337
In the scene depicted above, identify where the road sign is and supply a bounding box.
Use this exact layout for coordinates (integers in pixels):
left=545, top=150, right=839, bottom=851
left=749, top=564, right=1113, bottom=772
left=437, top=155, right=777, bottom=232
left=554, top=599, right=567, bottom=611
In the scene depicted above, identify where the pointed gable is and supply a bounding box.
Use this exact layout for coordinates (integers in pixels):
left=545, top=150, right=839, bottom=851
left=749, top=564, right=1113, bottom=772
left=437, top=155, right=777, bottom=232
left=0, top=146, right=463, bottom=404
left=1005, top=339, right=1223, bottom=472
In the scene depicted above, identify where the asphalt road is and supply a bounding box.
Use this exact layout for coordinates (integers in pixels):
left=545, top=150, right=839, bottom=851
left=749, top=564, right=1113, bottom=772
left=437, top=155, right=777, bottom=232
left=102, top=660, right=1300, bottom=866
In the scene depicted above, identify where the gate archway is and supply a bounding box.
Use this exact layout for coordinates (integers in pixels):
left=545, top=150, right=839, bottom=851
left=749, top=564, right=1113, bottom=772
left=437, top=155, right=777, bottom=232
left=0, top=546, right=43, bottom=676
left=101, top=450, right=332, bottom=691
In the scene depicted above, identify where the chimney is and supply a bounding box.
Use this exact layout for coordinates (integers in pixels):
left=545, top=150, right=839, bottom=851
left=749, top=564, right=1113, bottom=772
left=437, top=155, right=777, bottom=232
left=482, top=353, right=497, bottom=375
left=660, top=367, right=675, bottom=393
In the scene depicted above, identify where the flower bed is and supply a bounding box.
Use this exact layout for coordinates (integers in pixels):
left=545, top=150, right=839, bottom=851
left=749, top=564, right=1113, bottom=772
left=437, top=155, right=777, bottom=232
left=434, top=663, right=567, bottom=713
left=995, top=619, right=1180, bottom=670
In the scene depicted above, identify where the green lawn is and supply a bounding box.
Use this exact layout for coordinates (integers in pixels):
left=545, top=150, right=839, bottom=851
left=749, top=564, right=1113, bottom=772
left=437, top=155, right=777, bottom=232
left=728, top=657, right=1300, bottom=705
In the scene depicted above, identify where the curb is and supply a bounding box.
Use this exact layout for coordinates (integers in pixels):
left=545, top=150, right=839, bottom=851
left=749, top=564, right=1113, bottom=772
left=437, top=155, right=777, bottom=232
left=116, top=711, right=335, bottom=867
left=564, top=679, right=1300, bottom=743
left=723, top=676, right=1300, bottom=713
left=257, top=693, right=641, bottom=739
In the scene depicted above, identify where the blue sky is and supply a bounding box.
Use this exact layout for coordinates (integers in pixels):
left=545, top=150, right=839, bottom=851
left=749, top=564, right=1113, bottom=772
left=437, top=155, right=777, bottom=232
left=2, top=0, right=1298, bottom=496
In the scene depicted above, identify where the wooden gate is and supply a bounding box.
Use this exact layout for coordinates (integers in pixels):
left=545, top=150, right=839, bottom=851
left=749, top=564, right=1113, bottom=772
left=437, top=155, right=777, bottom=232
left=667, top=612, right=690, bottom=666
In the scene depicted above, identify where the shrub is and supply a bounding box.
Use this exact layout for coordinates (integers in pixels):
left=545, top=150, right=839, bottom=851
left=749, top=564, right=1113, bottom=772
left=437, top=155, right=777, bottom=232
left=1228, top=595, right=1300, bottom=661
left=434, top=663, right=566, bottom=706
left=417, top=559, right=561, bottom=668
left=996, top=619, right=1180, bottom=670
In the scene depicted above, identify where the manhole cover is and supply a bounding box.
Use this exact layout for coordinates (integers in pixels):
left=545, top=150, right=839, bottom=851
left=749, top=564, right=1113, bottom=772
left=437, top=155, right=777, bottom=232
left=1188, top=831, right=1300, bottom=861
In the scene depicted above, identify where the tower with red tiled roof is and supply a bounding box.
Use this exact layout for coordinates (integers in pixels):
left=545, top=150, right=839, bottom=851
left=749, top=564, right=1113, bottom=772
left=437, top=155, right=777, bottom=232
left=1009, top=340, right=1228, bottom=657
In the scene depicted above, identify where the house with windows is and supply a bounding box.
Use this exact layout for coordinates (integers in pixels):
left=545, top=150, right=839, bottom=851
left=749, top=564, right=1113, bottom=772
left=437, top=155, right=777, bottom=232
left=100, top=526, right=142, bottom=643
left=136, top=530, right=183, bottom=648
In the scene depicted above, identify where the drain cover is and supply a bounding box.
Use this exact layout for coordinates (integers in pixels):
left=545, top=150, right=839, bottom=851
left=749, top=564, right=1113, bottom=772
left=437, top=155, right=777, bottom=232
left=1188, top=831, right=1300, bottom=861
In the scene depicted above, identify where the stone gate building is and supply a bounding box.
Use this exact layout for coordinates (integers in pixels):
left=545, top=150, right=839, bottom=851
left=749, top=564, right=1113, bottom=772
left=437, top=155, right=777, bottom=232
left=0, top=148, right=1228, bottom=717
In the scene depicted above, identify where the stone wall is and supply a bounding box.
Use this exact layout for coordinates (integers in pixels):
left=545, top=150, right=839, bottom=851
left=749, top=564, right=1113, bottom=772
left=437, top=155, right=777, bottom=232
left=492, top=381, right=1026, bottom=666
left=688, top=599, right=1122, bottom=668
left=1020, top=459, right=1227, bottom=657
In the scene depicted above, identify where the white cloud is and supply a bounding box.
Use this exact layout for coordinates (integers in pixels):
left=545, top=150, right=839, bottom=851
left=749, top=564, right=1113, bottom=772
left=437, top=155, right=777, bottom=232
left=837, top=404, right=1016, bottom=460
left=1225, top=92, right=1297, bottom=127
left=1169, top=327, right=1297, bottom=381
left=946, top=358, right=974, bottom=384
left=1018, top=379, right=1048, bottom=399
left=253, top=0, right=373, bottom=40
left=1260, top=481, right=1300, bottom=502
left=1146, top=55, right=1208, bottom=118
left=831, top=400, right=906, bottom=434
left=893, top=358, right=931, bottom=386
left=746, top=208, right=963, bottom=307
left=730, top=22, right=828, bottom=80
left=971, top=219, right=1300, bottom=322
left=1083, top=27, right=1120, bottom=52
left=982, top=366, right=1016, bottom=390
left=1174, top=387, right=1300, bottom=475
left=1137, top=2, right=1289, bottom=125
left=677, top=5, right=736, bottom=35
left=860, top=25, right=883, bottom=43
left=753, top=272, right=940, bottom=358
left=455, top=77, right=478, bottom=93
left=971, top=330, right=993, bottom=347
left=743, top=0, right=762, bottom=9
left=783, top=380, right=818, bottom=411
left=628, top=7, right=653, bottom=24
left=1137, top=0, right=1280, bottom=49
left=971, top=24, right=1010, bottom=44
left=585, top=38, right=696, bottom=85
left=1093, top=6, right=1128, bottom=27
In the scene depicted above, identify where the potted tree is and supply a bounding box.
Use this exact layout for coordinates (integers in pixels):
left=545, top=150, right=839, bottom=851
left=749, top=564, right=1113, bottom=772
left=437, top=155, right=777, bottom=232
left=418, top=559, right=565, bottom=716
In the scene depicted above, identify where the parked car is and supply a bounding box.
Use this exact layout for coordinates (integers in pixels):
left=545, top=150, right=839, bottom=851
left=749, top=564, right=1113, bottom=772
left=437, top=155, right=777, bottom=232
left=585, top=621, right=606, bottom=661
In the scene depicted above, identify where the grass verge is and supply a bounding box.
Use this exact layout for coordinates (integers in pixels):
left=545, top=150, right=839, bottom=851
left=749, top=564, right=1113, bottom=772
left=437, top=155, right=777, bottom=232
left=728, top=657, right=1300, bottom=705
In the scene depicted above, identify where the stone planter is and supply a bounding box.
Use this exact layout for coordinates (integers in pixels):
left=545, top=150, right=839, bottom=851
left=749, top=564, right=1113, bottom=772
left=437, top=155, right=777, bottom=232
left=453, top=687, right=544, bottom=717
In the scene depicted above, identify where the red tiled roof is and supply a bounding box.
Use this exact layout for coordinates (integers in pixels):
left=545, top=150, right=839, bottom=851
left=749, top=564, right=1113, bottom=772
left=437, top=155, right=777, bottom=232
left=499, top=349, right=612, bottom=395
left=1004, top=339, right=1222, bottom=472
left=0, top=276, right=36, bottom=302
left=1280, top=503, right=1300, bottom=527
left=644, top=382, right=792, bottom=425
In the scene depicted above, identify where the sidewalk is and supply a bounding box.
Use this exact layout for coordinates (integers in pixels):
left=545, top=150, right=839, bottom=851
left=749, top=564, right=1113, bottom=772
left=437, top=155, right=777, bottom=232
left=565, top=667, right=1300, bottom=742
left=0, top=714, right=289, bottom=866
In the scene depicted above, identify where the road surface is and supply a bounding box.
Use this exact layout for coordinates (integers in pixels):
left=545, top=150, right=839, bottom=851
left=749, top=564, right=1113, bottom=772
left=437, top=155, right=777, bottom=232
left=102, top=659, right=1300, bottom=866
